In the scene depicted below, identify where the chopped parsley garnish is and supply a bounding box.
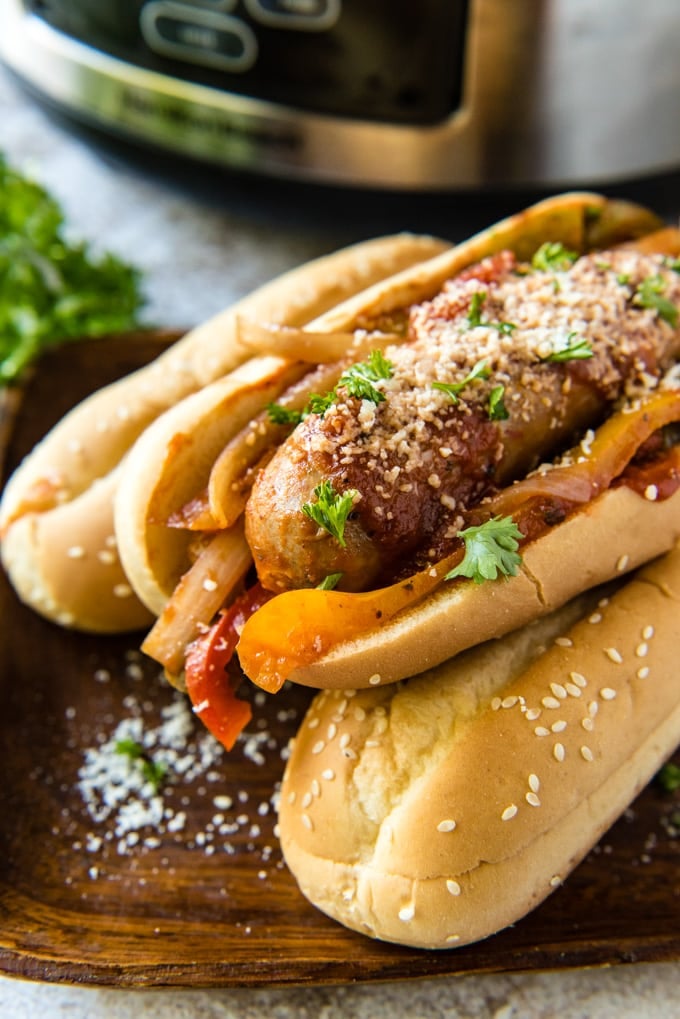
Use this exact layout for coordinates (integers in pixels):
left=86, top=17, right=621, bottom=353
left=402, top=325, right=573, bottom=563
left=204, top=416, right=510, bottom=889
left=268, top=350, right=394, bottom=425
left=0, top=154, right=144, bottom=384
left=433, top=358, right=490, bottom=403
left=541, top=331, right=593, bottom=363
left=531, top=241, right=578, bottom=272
left=266, top=402, right=304, bottom=426
left=633, top=274, right=678, bottom=328
left=338, top=349, right=394, bottom=403
left=656, top=762, right=680, bottom=793
left=465, top=289, right=515, bottom=334
left=317, top=572, right=343, bottom=590
left=115, top=738, right=168, bottom=793
left=445, top=516, right=523, bottom=584
left=466, top=290, right=487, bottom=328
left=663, top=255, right=680, bottom=274
left=301, top=480, right=359, bottom=547
left=488, top=384, right=509, bottom=420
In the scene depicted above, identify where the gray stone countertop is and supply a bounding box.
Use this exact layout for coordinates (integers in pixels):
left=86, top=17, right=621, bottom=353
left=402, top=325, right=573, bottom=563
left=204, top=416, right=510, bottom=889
left=1, top=61, right=680, bottom=1019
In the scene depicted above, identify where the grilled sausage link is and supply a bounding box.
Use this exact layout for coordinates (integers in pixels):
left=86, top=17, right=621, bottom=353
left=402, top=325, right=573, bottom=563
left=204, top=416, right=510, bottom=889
left=246, top=249, right=680, bottom=593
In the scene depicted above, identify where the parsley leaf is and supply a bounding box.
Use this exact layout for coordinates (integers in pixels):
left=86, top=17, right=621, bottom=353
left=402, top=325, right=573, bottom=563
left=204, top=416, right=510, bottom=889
left=0, top=154, right=144, bottom=384
left=531, top=241, right=578, bottom=272
left=115, top=738, right=168, bottom=793
left=338, top=349, right=394, bottom=404
left=540, top=332, right=593, bottom=363
left=466, top=290, right=487, bottom=327
left=432, top=358, right=490, bottom=403
left=633, top=274, right=678, bottom=328
left=656, top=762, right=680, bottom=793
left=488, top=384, right=509, bottom=420
left=301, top=480, right=359, bottom=547
left=317, top=572, right=343, bottom=590
left=266, top=402, right=304, bottom=426
left=445, top=516, right=523, bottom=584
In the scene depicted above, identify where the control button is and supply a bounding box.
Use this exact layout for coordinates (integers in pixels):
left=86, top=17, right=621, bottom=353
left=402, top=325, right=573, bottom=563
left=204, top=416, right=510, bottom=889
left=140, top=2, right=257, bottom=72
left=244, top=0, right=341, bottom=31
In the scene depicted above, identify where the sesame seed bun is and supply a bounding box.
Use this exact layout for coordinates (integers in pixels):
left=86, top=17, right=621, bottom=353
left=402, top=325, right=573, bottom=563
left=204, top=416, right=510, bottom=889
left=278, top=544, right=680, bottom=949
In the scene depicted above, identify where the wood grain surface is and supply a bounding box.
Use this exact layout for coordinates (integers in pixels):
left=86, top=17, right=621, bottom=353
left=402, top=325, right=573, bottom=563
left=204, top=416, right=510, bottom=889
left=0, top=334, right=678, bottom=988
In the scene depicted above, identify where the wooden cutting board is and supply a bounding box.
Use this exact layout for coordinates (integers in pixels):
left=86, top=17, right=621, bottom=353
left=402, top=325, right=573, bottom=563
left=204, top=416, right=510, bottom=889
left=0, top=333, right=678, bottom=988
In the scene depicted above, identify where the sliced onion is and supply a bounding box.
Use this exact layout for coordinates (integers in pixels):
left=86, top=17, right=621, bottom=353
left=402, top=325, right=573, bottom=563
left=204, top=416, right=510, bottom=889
left=235, top=316, right=402, bottom=363
left=142, top=519, right=252, bottom=676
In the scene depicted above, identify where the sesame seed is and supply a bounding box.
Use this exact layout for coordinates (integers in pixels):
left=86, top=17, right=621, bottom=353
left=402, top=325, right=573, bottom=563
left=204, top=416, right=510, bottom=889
left=301, top=792, right=313, bottom=808
left=501, top=804, right=518, bottom=821
left=635, top=642, right=648, bottom=658
left=528, top=774, right=540, bottom=792
left=368, top=674, right=382, bottom=686
left=582, top=717, right=594, bottom=732
left=588, top=701, right=599, bottom=717
left=501, top=695, right=519, bottom=708
left=66, top=545, right=86, bottom=559
left=534, top=726, right=550, bottom=737
left=321, top=768, right=335, bottom=780
left=353, top=706, right=366, bottom=722
left=551, top=720, right=567, bottom=733
left=491, top=697, right=502, bottom=711
left=398, top=904, right=415, bottom=922
left=445, top=934, right=461, bottom=944
left=339, top=733, right=351, bottom=748
left=553, top=742, right=566, bottom=762
left=600, top=688, right=617, bottom=701
left=526, top=792, right=541, bottom=807
left=301, top=814, right=313, bottom=831
left=581, top=746, right=594, bottom=762
left=542, top=696, right=561, bottom=710
left=437, top=819, right=457, bottom=832
left=202, top=577, right=218, bottom=592
left=616, top=554, right=630, bottom=572
left=588, top=612, right=603, bottom=624
left=327, top=723, right=337, bottom=740
left=637, top=666, right=650, bottom=680
left=565, top=683, right=582, bottom=698
left=525, top=708, right=541, bottom=721
left=446, top=880, right=461, bottom=896
left=642, top=625, right=654, bottom=640
left=311, top=741, right=325, bottom=754
left=550, top=683, right=567, bottom=700
left=644, top=484, right=658, bottom=501
left=555, top=637, right=573, bottom=648
left=569, top=671, right=587, bottom=687
left=605, top=648, right=623, bottom=664
left=113, top=584, right=133, bottom=598
left=550, top=875, right=562, bottom=888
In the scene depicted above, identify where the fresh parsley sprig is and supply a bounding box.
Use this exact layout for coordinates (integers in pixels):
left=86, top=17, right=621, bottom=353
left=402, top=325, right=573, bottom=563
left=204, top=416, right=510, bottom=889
left=531, top=241, right=578, bottom=272
left=267, top=350, right=393, bottom=426
left=337, top=349, right=394, bottom=403
left=633, top=274, right=678, bottom=328
left=465, top=289, right=516, bottom=334
left=540, top=331, right=594, bottom=363
left=432, top=358, right=490, bottom=403
left=115, top=738, right=168, bottom=794
left=445, top=516, right=523, bottom=584
left=0, top=154, right=144, bottom=384
left=301, top=480, right=359, bottom=547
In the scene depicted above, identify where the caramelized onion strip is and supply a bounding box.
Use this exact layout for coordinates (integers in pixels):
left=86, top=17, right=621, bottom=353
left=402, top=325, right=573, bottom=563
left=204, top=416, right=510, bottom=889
left=235, top=317, right=401, bottom=363
left=142, top=519, right=252, bottom=676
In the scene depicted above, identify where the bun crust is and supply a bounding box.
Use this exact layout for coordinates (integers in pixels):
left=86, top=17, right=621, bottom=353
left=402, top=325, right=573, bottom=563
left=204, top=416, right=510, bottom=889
left=0, top=233, right=447, bottom=631
left=278, top=546, right=680, bottom=949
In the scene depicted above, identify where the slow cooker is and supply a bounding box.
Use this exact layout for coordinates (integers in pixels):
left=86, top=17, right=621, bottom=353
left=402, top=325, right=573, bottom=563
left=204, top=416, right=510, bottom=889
left=1, top=0, right=679, bottom=190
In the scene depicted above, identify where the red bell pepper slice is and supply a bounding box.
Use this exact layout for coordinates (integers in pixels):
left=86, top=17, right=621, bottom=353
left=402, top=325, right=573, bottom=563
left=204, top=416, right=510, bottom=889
left=184, top=583, right=272, bottom=750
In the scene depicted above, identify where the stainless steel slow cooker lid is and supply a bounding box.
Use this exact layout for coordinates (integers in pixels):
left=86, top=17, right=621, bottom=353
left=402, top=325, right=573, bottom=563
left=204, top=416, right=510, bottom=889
left=1, top=0, right=679, bottom=190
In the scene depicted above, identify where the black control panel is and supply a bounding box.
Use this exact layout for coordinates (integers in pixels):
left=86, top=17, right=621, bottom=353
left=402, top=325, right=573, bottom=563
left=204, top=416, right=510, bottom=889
left=26, top=0, right=469, bottom=125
